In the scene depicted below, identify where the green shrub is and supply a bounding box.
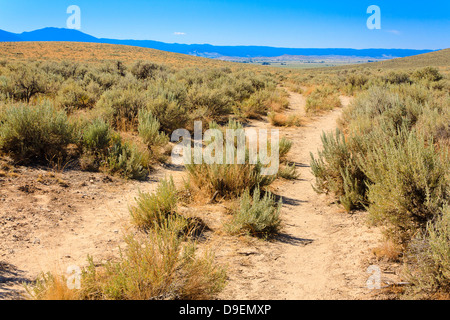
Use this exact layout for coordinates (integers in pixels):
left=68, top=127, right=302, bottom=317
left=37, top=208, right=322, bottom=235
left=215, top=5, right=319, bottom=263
left=277, top=162, right=299, bottom=180
left=131, top=61, right=167, bottom=80
left=0, top=103, right=73, bottom=164
left=310, top=129, right=368, bottom=211
left=186, top=159, right=275, bottom=199
left=129, top=177, right=178, bottom=230
left=226, top=187, right=282, bottom=239
left=305, top=87, right=341, bottom=115
left=82, top=118, right=112, bottom=154
left=105, top=134, right=149, bottom=180
left=145, top=96, right=188, bottom=133
left=6, top=64, right=49, bottom=103
left=56, top=79, right=97, bottom=112
left=360, top=129, right=449, bottom=244
left=412, top=67, right=443, bottom=83
left=138, top=109, right=169, bottom=153
left=96, top=87, right=147, bottom=129
left=384, top=71, right=411, bottom=85
left=279, top=137, right=293, bottom=161
left=405, top=205, right=450, bottom=298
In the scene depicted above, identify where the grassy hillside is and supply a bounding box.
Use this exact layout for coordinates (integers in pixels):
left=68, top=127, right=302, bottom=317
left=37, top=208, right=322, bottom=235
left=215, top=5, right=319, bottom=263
left=0, top=41, right=250, bottom=70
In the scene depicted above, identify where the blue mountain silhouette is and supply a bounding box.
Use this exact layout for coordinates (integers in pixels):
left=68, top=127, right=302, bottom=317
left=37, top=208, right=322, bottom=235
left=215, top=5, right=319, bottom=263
left=0, top=27, right=435, bottom=59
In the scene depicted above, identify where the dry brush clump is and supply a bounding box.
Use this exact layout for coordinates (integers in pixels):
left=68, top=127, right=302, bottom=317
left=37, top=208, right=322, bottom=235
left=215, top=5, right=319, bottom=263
left=0, top=59, right=289, bottom=182
left=305, top=86, right=342, bottom=115
left=26, top=176, right=226, bottom=300
left=310, top=73, right=450, bottom=298
left=226, top=187, right=282, bottom=239
left=26, top=226, right=226, bottom=300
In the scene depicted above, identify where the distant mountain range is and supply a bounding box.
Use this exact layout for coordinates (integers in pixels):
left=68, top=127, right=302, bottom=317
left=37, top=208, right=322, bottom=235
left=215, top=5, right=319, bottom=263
left=0, top=27, right=436, bottom=59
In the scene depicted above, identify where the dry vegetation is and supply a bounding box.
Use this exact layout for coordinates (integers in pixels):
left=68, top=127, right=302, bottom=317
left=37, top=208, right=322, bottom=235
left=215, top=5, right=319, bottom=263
left=0, top=42, right=449, bottom=300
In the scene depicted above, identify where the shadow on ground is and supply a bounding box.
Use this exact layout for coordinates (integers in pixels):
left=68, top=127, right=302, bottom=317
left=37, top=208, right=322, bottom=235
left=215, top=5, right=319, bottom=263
left=0, top=262, right=30, bottom=300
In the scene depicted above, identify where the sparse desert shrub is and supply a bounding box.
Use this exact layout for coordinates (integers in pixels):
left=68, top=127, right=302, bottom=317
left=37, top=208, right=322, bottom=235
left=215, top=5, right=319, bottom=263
left=96, top=87, right=147, bottom=129
left=186, top=85, right=233, bottom=119
left=384, top=71, right=411, bottom=85
left=268, top=112, right=302, bottom=127
left=79, top=119, right=112, bottom=171
left=27, top=225, right=226, bottom=300
left=56, top=79, right=97, bottom=112
left=412, top=67, right=443, bottom=83
left=0, top=103, right=73, bottom=164
left=5, top=64, right=49, bottom=103
left=138, top=109, right=169, bottom=154
left=305, top=87, right=342, bottom=115
left=82, top=118, right=112, bottom=154
left=105, top=134, right=149, bottom=180
left=279, top=137, right=293, bottom=161
left=226, top=187, right=282, bottom=239
left=277, top=162, right=299, bottom=180
left=360, top=129, right=449, bottom=245
left=405, top=205, right=450, bottom=298
left=129, top=177, right=178, bottom=230
left=145, top=96, right=188, bottom=133
left=131, top=61, right=168, bottom=80
left=310, top=129, right=368, bottom=212
left=237, top=90, right=270, bottom=118
left=185, top=159, right=275, bottom=200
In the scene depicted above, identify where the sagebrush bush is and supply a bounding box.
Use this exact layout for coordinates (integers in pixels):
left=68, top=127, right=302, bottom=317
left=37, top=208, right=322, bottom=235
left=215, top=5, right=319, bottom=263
left=129, top=177, right=178, bottom=230
left=405, top=205, right=450, bottom=298
left=412, top=67, right=443, bottom=83
left=96, top=87, right=147, bottom=129
left=310, top=129, right=367, bottom=211
left=105, top=134, right=149, bottom=180
left=27, top=225, right=226, bottom=300
left=305, top=86, right=341, bottom=115
left=5, top=64, right=49, bottom=103
left=0, top=103, right=73, bottom=164
left=360, top=129, right=449, bottom=244
left=82, top=118, right=112, bottom=154
left=226, top=187, right=282, bottom=239
left=186, top=159, right=275, bottom=200
left=137, top=109, right=169, bottom=153
left=277, top=162, right=299, bottom=180
left=56, top=79, right=97, bottom=112
left=279, top=137, right=293, bottom=161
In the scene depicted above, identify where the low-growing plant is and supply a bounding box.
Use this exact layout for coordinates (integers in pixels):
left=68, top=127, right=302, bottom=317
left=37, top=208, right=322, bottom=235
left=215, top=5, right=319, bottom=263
left=27, top=225, right=226, bottom=300
left=305, top=86, right=342, bottom=115
left=0, top=103, right=73, bottom=164
left=105, top=134, right=149, bottom=181
left=360, top=129, right=449, bottom=245
left=129, top=177, right=178, bottom=230
left=185, top=158, right=275, bottom=200
left=138, top=109, right=169, bottom=154
left=279, top=137, right=293, bottom=161
left=405, top=205, right=450, bottom=298
left=277, top=162, right=299, bottom=180
left=226, top=187, right=282, bottom=239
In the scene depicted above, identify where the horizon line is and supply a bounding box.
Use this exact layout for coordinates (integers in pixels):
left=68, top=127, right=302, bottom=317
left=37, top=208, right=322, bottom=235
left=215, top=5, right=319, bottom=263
left=0, top=27, right=441, bottom=52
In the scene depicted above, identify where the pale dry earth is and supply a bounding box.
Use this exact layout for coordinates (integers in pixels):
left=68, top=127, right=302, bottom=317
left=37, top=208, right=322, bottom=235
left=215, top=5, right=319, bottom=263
left=0, top=90, right=393, bottom=300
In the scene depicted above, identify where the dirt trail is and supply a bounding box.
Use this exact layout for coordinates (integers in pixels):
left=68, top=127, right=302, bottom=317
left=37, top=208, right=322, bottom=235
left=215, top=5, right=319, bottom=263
left=217, top=90, right=383, bottom=300
left=1, top=90, right=383, bottom=300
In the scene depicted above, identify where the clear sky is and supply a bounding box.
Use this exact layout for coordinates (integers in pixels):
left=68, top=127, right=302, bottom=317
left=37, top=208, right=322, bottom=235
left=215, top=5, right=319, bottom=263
left=0, top=0, right=448, bottom=49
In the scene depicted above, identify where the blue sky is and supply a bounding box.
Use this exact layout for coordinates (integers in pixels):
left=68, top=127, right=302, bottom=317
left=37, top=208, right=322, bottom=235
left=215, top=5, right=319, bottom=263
left=0, top=0, right=448, bottom=49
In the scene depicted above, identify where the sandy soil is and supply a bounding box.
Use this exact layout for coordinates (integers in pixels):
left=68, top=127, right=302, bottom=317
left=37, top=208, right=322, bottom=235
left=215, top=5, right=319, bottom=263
left=0, top=90, right=398, bottom=300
